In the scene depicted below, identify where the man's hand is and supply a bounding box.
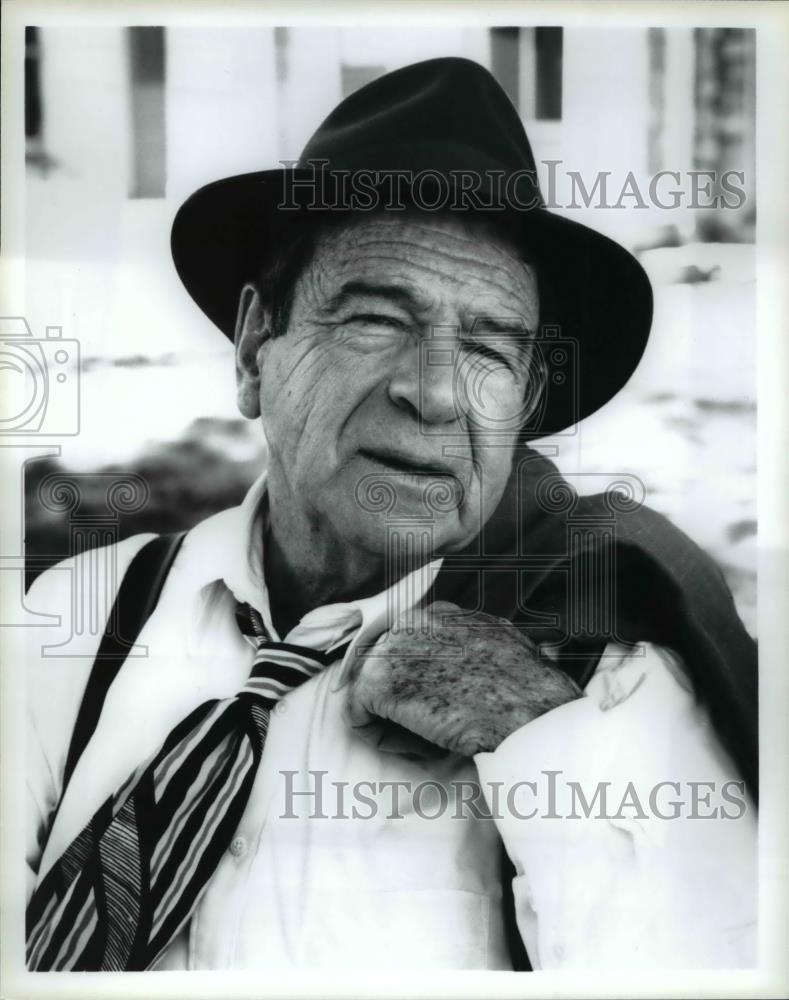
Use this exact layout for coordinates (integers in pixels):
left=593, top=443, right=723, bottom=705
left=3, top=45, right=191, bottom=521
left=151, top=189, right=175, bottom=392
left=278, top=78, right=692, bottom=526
left=345, top=601, right=584, bottom=757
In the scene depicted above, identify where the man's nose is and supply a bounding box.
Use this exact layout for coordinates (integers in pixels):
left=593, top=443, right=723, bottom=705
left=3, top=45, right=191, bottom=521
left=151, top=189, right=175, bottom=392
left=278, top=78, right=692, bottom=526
left=387, top=337, right=460, bottom=426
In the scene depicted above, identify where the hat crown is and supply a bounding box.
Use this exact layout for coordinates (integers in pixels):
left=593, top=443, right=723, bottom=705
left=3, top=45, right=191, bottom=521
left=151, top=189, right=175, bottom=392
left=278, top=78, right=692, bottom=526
left=300, top=57, right=540, bottom=181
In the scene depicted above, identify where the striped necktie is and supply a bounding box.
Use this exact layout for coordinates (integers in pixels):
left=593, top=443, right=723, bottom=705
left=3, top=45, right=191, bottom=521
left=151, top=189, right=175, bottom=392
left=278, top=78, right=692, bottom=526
left=26, top=601, right=348, bottom=971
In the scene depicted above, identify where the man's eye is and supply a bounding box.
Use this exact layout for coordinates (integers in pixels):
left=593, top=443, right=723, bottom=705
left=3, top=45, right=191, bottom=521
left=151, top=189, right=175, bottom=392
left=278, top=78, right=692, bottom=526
left=346, top=313, right=405, bottom=330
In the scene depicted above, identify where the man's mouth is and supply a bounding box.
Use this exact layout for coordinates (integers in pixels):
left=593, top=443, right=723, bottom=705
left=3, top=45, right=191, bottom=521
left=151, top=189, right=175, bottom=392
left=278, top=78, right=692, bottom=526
left=358, top=448, right=456, bottom=479
left=354, top=449, right=466, bottom=513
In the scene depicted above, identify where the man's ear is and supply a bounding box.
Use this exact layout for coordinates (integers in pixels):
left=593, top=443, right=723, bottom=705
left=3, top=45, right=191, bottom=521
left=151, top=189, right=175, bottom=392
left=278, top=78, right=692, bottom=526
left=234, top=283, right=271, bottom=419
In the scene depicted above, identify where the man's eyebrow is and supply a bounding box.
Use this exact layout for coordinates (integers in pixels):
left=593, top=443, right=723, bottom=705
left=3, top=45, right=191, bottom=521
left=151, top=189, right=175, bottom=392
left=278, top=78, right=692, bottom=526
left=468, top=316, right=532, bottom=334
left=324, top=281, right=425, bottom=314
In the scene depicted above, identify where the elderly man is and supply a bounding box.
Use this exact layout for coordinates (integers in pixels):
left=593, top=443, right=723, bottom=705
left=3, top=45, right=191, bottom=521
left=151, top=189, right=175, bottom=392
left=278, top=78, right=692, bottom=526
left=24, top=58, right=756, bottom=972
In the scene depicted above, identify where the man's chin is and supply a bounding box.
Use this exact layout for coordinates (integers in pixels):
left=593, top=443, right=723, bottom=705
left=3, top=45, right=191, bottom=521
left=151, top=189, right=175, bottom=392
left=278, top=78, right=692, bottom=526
left=338, top=507, right=473, bottom=564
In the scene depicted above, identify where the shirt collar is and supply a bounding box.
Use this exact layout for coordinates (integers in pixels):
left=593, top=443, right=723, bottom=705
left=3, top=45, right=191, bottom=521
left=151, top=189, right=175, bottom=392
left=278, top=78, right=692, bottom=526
left=187, top=470, right=443, bottom=652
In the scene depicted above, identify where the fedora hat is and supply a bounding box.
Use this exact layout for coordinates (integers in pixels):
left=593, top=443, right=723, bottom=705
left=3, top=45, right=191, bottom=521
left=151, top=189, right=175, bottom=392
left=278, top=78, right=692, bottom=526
left=171, top=57, right=652, bottom=438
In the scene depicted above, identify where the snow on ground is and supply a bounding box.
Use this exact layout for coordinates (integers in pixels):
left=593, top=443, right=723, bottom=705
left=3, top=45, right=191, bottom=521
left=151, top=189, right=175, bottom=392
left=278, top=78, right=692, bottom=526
left=549, top=244, right=756, bottom=635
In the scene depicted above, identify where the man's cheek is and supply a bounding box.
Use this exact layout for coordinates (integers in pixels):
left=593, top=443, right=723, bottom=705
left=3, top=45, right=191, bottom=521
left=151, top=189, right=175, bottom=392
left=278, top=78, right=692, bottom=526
left=300, top=382, right=355, bottom=450
left=262, top=363, right=331, bottom=438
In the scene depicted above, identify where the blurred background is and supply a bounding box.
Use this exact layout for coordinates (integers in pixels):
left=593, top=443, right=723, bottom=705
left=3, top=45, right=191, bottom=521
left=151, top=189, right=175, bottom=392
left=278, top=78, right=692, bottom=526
left=21, top=25, right=757, bottom=634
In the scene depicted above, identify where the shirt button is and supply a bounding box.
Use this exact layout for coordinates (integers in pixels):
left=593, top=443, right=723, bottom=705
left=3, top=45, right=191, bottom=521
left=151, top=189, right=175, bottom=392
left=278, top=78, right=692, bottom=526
left=229, top=836, right=247, bottom=858
left=275, top=699, right=287, bottom=714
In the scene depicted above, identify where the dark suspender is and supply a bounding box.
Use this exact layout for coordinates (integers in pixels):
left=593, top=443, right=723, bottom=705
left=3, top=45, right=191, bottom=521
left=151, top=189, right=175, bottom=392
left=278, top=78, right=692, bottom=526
left=61, top=531, right=188, bottom=796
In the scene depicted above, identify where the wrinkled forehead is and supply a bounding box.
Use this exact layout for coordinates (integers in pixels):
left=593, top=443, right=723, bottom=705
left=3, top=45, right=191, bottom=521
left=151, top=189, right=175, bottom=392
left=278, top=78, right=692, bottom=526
left=311, top=207, right=530, bottom=268
left=305, top=208, right=540, bottom=323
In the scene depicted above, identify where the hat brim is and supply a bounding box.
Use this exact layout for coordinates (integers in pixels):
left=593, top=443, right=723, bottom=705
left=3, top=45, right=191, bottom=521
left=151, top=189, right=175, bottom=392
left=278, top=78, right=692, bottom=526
left=171, top=169, right=652, bottom=439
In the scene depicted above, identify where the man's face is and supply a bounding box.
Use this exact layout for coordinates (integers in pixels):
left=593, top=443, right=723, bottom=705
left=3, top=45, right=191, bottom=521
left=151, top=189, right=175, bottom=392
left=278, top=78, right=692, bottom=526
left=239, top=211, right=540, bottom=557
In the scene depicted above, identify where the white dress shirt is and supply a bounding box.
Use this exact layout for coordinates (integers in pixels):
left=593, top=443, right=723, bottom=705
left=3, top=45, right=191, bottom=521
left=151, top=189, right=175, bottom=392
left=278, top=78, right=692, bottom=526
left=25, top=473, right=756, bottom=970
